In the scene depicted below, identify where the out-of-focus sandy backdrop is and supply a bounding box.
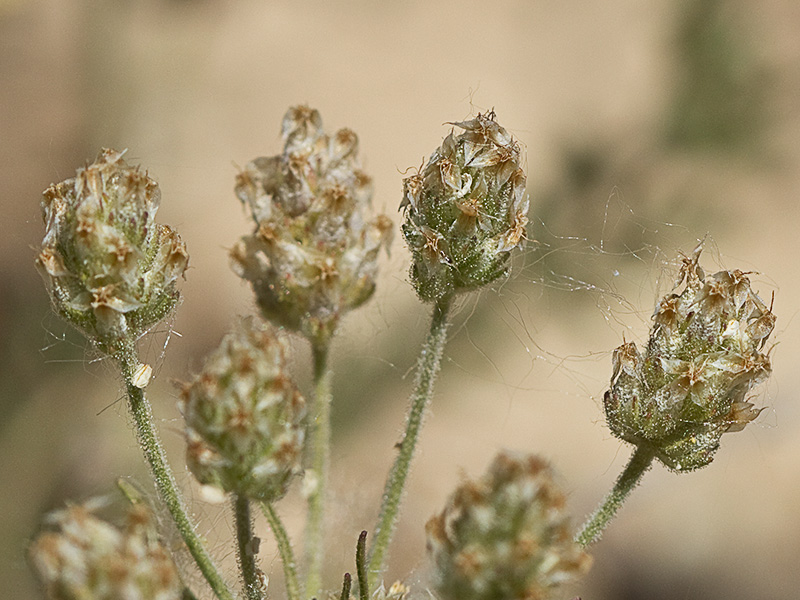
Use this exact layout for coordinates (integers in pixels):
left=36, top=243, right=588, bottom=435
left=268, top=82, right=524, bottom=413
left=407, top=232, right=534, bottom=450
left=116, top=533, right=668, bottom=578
left=3, top=1, right=800, bottom=598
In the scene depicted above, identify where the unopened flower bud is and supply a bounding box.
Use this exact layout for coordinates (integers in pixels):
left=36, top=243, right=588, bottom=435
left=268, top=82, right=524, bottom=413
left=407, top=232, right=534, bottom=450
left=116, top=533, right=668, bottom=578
left=426, top=452, right=591, bottom=600
left=231, top=106, right=392, bottom=346
left=604, top=246, right=775, bottom=471
left=180, top=317, right=306, bottom=501
left=29, top=500, right=182, bottom=600
left=36, top=149, right=188, bottom=354
left=401, top=112, right=528, bottom=303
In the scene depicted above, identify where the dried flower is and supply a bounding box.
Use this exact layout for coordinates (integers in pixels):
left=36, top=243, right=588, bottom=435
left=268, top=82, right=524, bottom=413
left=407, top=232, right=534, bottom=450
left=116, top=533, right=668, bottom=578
left=426, top=452, right=590, bottom=600
left=36, top=149, right=188, bottom=354
left=604, top=246, right=775, bottom=471
left=29, top=500, right=182, bottom=600
left=401, top=112, right=528, bottom=303
left=372, top=581, right=410, bottom=600
left=180, top=317, right=306, bottom=501
left=231, top=106, right=392, bottom=346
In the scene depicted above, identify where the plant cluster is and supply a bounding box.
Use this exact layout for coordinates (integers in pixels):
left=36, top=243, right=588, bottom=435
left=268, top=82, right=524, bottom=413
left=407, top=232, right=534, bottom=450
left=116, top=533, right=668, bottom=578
left=31, top=107, right=776, bottom=600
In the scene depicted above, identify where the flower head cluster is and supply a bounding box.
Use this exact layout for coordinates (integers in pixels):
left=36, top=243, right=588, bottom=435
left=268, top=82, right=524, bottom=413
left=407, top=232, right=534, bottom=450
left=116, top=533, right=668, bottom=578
left=400, top=112, right=528, bottom=303
left=36, top=149, right=188, bottom=353
left=604, top=248, right=775, bottom=471
left=426, top=452, right=591, bottom=600
left=180, top=317, right=306, bottom=501
left=29, top=500, right=182, bottom=600
left=231, top=106, right=393, bottom=347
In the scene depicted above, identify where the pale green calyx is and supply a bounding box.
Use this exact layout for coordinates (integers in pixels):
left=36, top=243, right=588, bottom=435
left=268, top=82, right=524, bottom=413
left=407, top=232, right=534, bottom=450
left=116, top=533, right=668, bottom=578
left=36, top=149, right=189, bottom=353
left=426, top=452, right=591, bottom=600
left=604, top=247, right=775, bottom=472
left=231, top=106, right=393, bottom=346
left=180, top=317, right=306, bottom=502
left=29, top=500, right=182, bottom=600
left=401, top=111, right=528, bottom=303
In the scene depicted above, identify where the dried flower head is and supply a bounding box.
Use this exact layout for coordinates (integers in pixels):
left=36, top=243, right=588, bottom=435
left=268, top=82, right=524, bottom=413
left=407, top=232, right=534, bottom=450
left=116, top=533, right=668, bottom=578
left=401, top=111, right=528, bottom=303
left=604, top=246, right=775, bottom=471
left=372, top=581, right=410, bottom=600
left=231, top=106, right=392, bottom=347
left=36, top=149, right=188, bottom=354
left=426, top=452, right=591, bottom=600
left=29, top=500, right=182, bottom=600
left=180, top=317, right=306, bottom=501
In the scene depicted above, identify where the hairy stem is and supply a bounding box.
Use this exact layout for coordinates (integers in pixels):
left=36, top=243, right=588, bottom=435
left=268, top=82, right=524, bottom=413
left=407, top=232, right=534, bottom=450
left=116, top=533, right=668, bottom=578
left=118, top=348, right=234, bottom=600
left=575, top=444, right=656, bottom=548
left=340, top=573, right=352, bottom=600
left=234, top=495, right=263, bottom=600
left=261, top=502, right=302, bottom=600
left=305, top=341, right=332, bottom=597
left=367, top=296, right=452, bottom=589
left=356, top=530, right=368, bottom=600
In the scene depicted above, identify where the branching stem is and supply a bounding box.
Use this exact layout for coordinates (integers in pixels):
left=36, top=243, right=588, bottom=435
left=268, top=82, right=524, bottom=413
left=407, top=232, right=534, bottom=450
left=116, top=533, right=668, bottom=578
left=367, top=296, right=452, bottom=590
left=575, top=444, right=656, bottom=547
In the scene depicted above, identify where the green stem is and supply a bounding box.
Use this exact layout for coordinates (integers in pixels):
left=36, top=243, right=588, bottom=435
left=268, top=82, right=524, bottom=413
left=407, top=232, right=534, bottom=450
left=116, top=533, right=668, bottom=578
left=356, top=530, right=368, bottom=600
left=234, top=495, right=263, bottom=600
left=575, top=444, right=656, bottom=548
left=118, top=349, right=234, bottom=600
left=260, top=502, right=302, bottom=600
left=305, top=341, right=332, bottom=597
left=367, top=296, right=452, bottom=590
left=339, top=573, right=352, bottom=600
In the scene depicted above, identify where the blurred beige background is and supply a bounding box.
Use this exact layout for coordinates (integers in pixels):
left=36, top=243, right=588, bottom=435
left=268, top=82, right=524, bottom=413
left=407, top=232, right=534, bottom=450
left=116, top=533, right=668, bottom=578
left=3, top=1, right=800, bottom=598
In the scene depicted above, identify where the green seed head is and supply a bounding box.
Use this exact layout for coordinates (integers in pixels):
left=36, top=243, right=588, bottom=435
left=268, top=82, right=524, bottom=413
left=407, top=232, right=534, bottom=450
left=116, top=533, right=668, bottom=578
left=231, top=106, right=392, bottom=347
left=29, top=500, right=182, bottom=600
left=401, top=112, right=528, bottom=303
left=426, top=452, right=591, bottom=600
left=180, top=317, right=306, bottom=502
left=36, top=149, right=188, bottom=354
left=604, top=247, right=775, bottom=472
